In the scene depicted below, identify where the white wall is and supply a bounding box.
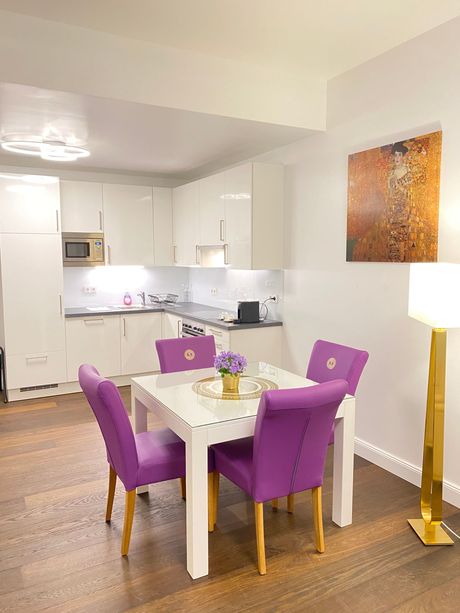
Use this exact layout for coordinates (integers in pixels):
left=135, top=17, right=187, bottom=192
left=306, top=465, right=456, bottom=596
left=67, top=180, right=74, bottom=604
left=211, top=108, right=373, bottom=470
left=189, top=268, right=283, bottom=320
left=63, top=266, right=189, bottom=307
left=259, top=18, right=460, bottom=506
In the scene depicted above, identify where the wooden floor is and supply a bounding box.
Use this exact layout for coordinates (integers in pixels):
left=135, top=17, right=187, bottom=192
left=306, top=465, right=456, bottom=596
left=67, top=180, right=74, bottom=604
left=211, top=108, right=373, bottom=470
left=0, top=389, right=459, bottom=613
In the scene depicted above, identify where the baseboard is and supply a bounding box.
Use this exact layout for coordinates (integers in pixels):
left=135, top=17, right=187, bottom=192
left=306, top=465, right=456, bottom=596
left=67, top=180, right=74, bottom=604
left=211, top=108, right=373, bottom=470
left=355, top=437, right=460, bottom=510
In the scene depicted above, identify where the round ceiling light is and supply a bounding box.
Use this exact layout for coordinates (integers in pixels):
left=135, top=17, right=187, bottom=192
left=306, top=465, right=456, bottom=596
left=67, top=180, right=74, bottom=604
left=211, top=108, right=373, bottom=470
left=0, top=136, right=90, bottom=162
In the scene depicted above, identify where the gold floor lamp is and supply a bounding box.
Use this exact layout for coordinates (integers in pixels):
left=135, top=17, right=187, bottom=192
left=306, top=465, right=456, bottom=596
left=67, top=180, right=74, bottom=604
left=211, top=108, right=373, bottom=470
left=407, top=263, right=458, bottom=546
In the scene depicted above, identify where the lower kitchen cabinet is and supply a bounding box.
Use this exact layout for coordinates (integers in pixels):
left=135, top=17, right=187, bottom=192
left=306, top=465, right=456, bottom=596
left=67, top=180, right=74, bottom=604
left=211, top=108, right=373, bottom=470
left=121, top=313, right=162, bottom=375
left=66, top=316, right=121, bottom=381
left=162, top=313, right=183, bottom=339
left=206, top=324, right=282, bottom=366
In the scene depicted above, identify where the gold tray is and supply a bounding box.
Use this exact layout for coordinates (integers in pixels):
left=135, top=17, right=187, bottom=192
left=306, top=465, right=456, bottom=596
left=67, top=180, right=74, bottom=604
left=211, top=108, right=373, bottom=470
left=192, top=375, right=278, bottom=400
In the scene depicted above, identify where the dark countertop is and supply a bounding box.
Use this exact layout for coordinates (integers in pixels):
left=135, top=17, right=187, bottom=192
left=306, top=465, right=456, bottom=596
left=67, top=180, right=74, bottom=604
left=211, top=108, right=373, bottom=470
left=64, top=302, right=282, bottom=331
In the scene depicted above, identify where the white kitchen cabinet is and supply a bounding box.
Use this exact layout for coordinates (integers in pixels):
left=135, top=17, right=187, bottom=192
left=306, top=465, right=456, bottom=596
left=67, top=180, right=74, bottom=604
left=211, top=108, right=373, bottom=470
left=172, top=182, right=200, bottom=265
left=205, top=323, right=282, bottom=367
left=153, top=187, right=173, bottom=266
left=205, top=325, right=230, bottom=353
left=223, top=164, right=252, bottom=269
left=60, top=180, right=104, bottom=233
left=121, top=313, right=162, bottom=375
left=66, top=316, right=121, bottom=381
left=199, top=172, right=226, bottom=246
left=162, top=312, right=183, bottom=339
left=103, top=184, right=154, bottom=266
left=0, top=233, right=66, bottom=388
left=0, top=174, right=61, bottom=234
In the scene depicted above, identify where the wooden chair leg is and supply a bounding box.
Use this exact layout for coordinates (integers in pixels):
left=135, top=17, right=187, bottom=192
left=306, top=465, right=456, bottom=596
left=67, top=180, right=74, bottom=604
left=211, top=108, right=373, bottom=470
left=180, top=477, right=186, bottom=500
left=271, top=498, right=279, bottom=511
left=254, top=502, right=267, bottom=575
left=121, top=490, right=136, bottom=556
left=105, top=465, right=117, bottom=522
left=208, top=472, right=215, bottom=532
left=212, top=471, right=220, bottom=528
left=287, top=494, right=295, bottom=514
left=312, top=486, right=325, bottom=553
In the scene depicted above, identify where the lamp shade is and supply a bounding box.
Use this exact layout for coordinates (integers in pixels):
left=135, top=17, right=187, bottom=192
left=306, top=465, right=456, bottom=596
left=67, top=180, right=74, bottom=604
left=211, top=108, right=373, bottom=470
left=408, top=263, right=460, bottom=328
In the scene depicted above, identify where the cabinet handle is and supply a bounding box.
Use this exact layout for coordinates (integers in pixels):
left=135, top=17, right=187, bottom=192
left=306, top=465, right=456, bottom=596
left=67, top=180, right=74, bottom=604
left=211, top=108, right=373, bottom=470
left=196, top=245, right=200, bottom=265
left=56, top=210, right=60, bottom=232
left=219, top=219, right=225, bottom=241
left=59, top=294, right=63, bottom=316
left=83, top=318, right=104, bottom=324
left=173, top=245, right=177, bottom=264
left=107, top=245, right=111, bottom=265
left=99, top=210, right=103, bottom=231
left=177, top=319, right=182, bottom=338
left=209, top=328, right=223, bottom=337
left=123, top=318, right=126, bottom=337
left=224, top=244, right=229, bottom=265
left=26, top=354, right=48, bottom=362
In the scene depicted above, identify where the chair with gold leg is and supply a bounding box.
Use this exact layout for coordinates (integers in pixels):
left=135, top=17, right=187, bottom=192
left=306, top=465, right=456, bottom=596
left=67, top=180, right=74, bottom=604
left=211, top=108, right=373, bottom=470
left=212, top=380, right=347, bottom=574
left=79, top=363, right=215, bottom=556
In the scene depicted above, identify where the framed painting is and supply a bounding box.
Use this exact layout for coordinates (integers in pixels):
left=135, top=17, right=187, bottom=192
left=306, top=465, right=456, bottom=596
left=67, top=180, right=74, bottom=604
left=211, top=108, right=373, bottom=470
left=346, top=130, right=442, bottom=262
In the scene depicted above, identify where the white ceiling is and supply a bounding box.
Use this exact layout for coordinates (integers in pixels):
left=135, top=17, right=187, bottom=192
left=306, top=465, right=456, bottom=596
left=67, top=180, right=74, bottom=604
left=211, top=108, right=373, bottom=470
left=0, top=83, right=311, bottom=179
left=1, top=0, right=459, bottom=78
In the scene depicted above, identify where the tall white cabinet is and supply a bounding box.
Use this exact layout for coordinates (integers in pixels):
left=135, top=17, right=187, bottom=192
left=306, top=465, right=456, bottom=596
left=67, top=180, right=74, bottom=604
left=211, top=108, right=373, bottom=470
left=0, top=175, right=66, bottom=390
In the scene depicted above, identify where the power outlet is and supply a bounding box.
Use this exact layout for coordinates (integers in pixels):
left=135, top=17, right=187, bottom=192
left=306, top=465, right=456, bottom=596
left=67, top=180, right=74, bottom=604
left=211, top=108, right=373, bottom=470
left=268, top=295, right=278, bottom=303
left=83, top=286, right=96, bottom=294
left=210, top=288, right=218, bottom=296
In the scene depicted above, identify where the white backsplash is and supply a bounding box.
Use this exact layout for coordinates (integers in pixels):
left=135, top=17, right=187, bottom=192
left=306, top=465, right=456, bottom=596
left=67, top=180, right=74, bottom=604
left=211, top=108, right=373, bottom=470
left=188, top=268, right=283, bottom=320
left=64, top=266, right=284, bottom=320
left=63, top=266, right=189, bottom=307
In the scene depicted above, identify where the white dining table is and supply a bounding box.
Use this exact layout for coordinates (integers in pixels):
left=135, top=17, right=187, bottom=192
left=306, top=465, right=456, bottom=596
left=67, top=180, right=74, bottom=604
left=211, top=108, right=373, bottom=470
left=131, top=362, right=355, bottom=580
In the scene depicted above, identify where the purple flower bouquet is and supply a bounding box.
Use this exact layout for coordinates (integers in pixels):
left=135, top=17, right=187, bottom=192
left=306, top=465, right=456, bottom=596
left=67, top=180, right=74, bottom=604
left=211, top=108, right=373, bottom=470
left=214, top=351, right=247, bottom=393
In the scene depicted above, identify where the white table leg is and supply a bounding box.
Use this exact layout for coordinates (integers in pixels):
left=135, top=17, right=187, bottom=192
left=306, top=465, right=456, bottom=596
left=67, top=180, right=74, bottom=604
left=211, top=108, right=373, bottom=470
left=131, top=386, right=149, bottom=495
left=332, top=399, right=355, bottom=527
left=186, top=429, right=209, bottom=579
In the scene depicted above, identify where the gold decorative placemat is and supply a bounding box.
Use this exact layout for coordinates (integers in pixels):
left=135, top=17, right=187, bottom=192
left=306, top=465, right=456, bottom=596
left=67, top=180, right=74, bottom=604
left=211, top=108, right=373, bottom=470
left=192, top=376, right=278, bottom=400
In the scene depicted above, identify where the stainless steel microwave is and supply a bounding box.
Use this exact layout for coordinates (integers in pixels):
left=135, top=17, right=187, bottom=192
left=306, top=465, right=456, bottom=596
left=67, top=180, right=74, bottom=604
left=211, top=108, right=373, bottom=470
left=62, top=233, right=105, bottom=267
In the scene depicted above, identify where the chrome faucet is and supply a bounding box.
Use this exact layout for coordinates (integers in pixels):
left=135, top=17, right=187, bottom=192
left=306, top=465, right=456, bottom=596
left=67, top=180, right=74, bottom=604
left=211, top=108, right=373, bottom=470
left=137, top=291, right=146, bottom=306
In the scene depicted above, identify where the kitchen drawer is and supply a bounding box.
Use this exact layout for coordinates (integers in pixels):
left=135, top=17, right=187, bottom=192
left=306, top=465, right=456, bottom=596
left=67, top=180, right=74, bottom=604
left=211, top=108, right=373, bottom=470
left=206, top=326, right=230, bottom=352
left=6, top=351, right=67, bottom=389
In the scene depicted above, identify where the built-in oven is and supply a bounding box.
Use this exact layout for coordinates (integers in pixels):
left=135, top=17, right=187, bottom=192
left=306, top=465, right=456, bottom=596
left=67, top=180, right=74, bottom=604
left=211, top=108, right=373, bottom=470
left=181, top=320, right=205, bottom=337
left=62, top=233, right=105, bottom=267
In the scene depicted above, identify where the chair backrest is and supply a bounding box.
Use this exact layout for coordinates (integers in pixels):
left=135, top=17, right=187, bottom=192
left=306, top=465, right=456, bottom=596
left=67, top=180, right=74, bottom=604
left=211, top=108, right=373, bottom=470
left=79, top=364, right=138, bottom=491
left=155, top=335, right=216, bottom=373
left=252, top=380, right=348, bottom=502
left=306, top=339, right=369, bottom=395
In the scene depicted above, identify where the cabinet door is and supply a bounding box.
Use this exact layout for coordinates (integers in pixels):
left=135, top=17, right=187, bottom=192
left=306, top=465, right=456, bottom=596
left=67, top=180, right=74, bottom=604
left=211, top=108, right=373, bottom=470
left=61, top=181, right=103, bottom=233
left=224, top=164, right=252, bottom=269
left=121, top=313, right=162, bottom=375
left=199, top=172, right=226, bottom=246
left=153, top=187, right=173, bottom=266
left=0, top=234, right=65, bottom=355
left=0, top=174, right=60, bottom=234
left=65, top=316, right=121, bottom=381
left=205, top=326, right=230, bottom=353
left=162, top=313, right=182, bottom=339
left=172, top=182, right=199, bottom=265
left=103, top=184, right=154, bottom=266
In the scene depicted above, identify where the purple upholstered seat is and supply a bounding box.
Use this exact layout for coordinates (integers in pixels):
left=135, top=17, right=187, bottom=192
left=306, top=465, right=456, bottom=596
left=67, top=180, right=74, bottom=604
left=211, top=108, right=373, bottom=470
left=212, top=380, right=348, bottom=573
left=156, top=335, right=216, bottom=374
left=307, top=340, right=368, bottom=445
left=79, top=363, right=187, bottom=555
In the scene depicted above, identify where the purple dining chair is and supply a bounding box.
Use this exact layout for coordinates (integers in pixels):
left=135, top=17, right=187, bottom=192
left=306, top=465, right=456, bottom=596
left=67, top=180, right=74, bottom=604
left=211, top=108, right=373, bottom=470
left=155, top=335, right=217, bottom=527
left=212, top=379, right=348, bottom=574
left=156, top=335, right=216, bottom=374
left=272, top=340, right=369, bottom=514
left=79, top=363, right=189, bottom=556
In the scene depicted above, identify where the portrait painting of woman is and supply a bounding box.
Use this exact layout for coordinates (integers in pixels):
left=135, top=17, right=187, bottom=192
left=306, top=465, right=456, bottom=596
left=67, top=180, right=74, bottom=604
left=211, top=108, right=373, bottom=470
left=346, top=131, right=442, bottom=262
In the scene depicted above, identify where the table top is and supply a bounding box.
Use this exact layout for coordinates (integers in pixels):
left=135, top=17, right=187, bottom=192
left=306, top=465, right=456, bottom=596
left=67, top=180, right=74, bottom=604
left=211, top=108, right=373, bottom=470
left=132, top=362, right=351, bottom=429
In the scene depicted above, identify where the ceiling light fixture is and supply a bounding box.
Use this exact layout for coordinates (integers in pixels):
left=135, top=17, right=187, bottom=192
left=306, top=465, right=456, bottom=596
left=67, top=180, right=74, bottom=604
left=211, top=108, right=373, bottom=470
left=0, top=136, right=90, bottom=162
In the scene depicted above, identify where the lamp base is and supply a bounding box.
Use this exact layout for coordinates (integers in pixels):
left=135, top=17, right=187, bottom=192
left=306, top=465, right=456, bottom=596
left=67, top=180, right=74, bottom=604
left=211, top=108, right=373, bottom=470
left=408, top=519, right=454, bottom=545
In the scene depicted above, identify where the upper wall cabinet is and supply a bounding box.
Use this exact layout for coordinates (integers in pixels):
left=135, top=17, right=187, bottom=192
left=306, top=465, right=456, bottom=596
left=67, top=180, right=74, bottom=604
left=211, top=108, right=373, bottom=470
left=172, top=181, right=200, bottom=266
left=0, top=174, right=61, bottom=234
left=60, top=180, right=103, bottom=233
left=172, top=162, right=284, bottom=270
left=103, top=184, right=154, bottom=266
left=199, top=172, right=226, bottom=246
left=153, top=187, right=173, bottom=266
